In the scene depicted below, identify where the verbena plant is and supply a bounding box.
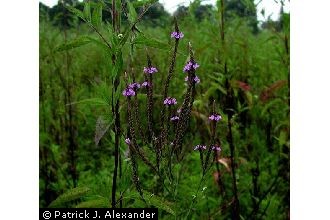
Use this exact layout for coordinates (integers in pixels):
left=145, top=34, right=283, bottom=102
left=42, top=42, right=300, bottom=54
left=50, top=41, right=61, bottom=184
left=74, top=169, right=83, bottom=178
left=41, top=0, right=290, bottom=219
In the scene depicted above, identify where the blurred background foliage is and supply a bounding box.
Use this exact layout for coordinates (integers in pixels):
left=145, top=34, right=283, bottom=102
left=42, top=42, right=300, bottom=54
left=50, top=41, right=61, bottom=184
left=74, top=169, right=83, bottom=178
left=39, top=0, right=289, bottom=219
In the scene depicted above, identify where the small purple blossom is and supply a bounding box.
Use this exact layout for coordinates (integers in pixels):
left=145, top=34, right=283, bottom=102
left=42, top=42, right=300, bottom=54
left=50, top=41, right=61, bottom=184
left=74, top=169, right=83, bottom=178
left=211, top=146, right=221, bottom=151
left=141, top=81, right=151, bottom=87
left=183, top=61, right=200, bottom=72
left=171, top=31, right=184, bottom=39
left=164, top=97, right=177, bottom=106
left=177, top=108, right=182, bottom=113
left=170, top=116, right=179, bottom=121
left=122, top=88, right=136, bottom=97
left=143, top=66, right=158, bottom=74
left=128, top=82, right=141, bottom=90
left=125, top=138, right=131, bottom=145
left=194, top=145, right=207, bottom=151
left=184, top=75, right=200, bottom=84
left=209, top=114, right=222, bottom=121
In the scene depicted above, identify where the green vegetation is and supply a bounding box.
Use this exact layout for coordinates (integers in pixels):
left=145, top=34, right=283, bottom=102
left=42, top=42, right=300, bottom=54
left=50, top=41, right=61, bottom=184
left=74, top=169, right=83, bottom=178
left=39, top=0, right=289, bottom=219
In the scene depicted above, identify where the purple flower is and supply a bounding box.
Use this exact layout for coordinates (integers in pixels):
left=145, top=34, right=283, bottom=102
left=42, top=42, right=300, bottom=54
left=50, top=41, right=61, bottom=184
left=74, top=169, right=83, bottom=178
left=122, top=88, right=136, bottom=97
left=171, top=31, right=184, bottom=39
left=209, top=114, right=222, bottom=122
left=170, top=116, right=179, bottom=121
left=211, top=145, right=221, bottom=151
left=184, top=75, right=200, bottom=84
left=128, top=82, right=141, bottom=90
left=141, top=81, right=151, bottom=87
left=183, top=61, right=200, bottom=72
left=177, top=108, right=182, bottom=113
left=125, top=138, right=131, bottom=145
left=164, top=97, right=177, bottom=106
left=194, top=145, right=207, bottom=151
left=143, top=66, right=158, bottom=74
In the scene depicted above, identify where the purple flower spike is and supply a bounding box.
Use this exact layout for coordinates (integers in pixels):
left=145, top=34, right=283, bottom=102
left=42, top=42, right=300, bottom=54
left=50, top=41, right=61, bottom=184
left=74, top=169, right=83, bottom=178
left=164, top=97, right=177, bottom=106
left=209, top=114, right=222, bottom=122
left=194, top=145, right=200, bottom=151
left=128, top=82, right=141, bottom=90
left=141, top=81, right=151, bottom=87
left=211, top=146, right=221, bottom=151
left=170, top=116, right=179, bottom=121
left=125, top=138, right=131, bottom=145
left=143, top=66, right=158, bottom=74
left=183, top=61, right=200, bottom=72
left=171, top=31, right=184, bottom=39
left=194, top=145, right=207, bottom=151
left=194, top=76, right=200, bottom=84
left=122, top=88, right=136, bottom=97
left=185, top=75, right=200, bottom=84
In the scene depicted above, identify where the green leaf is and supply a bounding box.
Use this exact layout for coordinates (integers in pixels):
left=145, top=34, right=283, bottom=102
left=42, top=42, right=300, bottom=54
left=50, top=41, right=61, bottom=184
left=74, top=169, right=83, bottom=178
left=48, top=187, right=91, bottom=208
left=66, top=5, right=85, bottom=21
left=68, top=98, right=110, bottom=106
left=127, top=1, right=138, bottom=23
left=132, top=34, right=170, bottom=50
left=83, top=1, right=91, bottom=22
left=143, top=191, right=176, bottom=216
left=92, top=3, right=103, bottom=28
left=55, top=36, right=91, bottom=52
left=75, top=197, right=109, bottom=208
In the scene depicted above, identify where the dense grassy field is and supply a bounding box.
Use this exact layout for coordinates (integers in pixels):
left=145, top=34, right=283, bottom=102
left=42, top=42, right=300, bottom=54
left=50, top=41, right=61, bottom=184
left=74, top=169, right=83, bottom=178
left=39, top=1, right=289, bottom=219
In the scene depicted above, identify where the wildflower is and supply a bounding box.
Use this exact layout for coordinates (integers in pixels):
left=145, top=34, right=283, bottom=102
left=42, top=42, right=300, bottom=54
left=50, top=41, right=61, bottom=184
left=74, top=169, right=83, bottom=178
left=209, top=114, right=222, bottom=121
left=211, top=145, right=221, bottom=151
left=170, top=116, right=179, bottom=121
left=122, top=88, right=135, bottom=97
left=184, top=75, right=200, bottom=84
left=125, top=138, right=131, bottom=145
left=183, top=61, right=200, bottom=72
left=143, top=66, right=158, bottom=74
left=171, top=31, right=184, bottom=39
left=177, top=108, right=182, bottom=113
left=141, top=81, right=151, bottom=87
left=164, top=97, right=177, bottom=106
left=128, top=82, right=141, bottom=90
left=194, top=145, right=207, bottom=151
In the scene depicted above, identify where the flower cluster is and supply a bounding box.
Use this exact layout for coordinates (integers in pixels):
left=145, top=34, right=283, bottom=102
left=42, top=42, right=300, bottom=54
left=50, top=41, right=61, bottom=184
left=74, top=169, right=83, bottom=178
left=171, top=31, right=184, bottom=39
left=211, top=145, right=221, bottom=151
left=163, top=97, right=177, bottom=106
left=122, top=88, right=136, bottom=97
left=209, top=114, right=222, bottom=122
left=128, top=82, right=141, bottom=90
left=194, top=145, right=207, bottom=151
left=183, top=61, right=200, bottom=73
left=125, top=138, right=131, bottom=145
left=141, top=81, right=151, bottom=87
left=170, top=116, right=179, bottom=121
left=185, top=75, right=200, bottom=84
left=143, top=66, right=158, bottom=74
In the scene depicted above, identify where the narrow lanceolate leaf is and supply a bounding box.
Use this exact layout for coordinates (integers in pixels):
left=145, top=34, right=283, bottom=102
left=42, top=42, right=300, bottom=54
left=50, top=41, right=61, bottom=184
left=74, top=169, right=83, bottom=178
left=66, top=5, right=85, bottom=21
left=75, top=197, right=109, bottom=208
left=48, top=187, right=91, bottom=208
left=132, top=35, right=170, bottom=50
left=95, top=116, right=111, bottom=146
left=55, top=36, right=91, bottom=52
left=127, top=1, right=138, bottom=23
left=143, top=191, right=175, bottom=216
left=92, top=3, right=103, bottom=28
left=83, top=1, right=91, bottom=22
